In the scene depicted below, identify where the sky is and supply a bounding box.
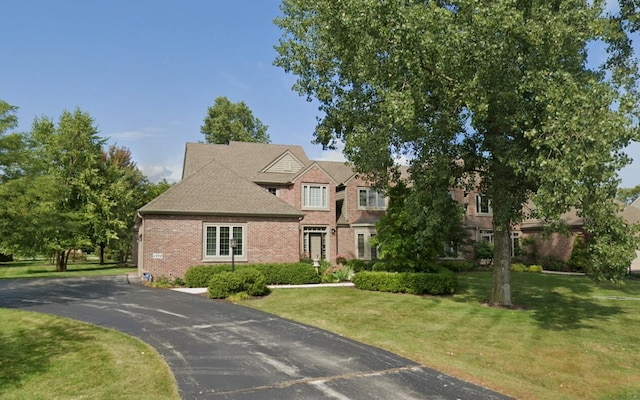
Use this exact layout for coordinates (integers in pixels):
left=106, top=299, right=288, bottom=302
left=1, top=0, right=640, bottom=187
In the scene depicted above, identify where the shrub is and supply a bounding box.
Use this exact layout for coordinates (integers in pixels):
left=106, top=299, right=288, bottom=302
left=322, top=265, right=354, bottom=283
left=207, top=269, right=270, bottom=299
left=566, top=235, right=590, bottom=273
left=527, top=264, right=543, bottom=273
left=253, top=263, right=321, bottom=285
left=439, top=260, right=476, bottom=272
left=352, top=270, right=457, bottom=295
left=184, top=265, right=232, bottom=287
left=336, top=254, right=347, bottom=265
left=540, top=255, right=566, bottom=272
left=346, top=259, right=373, bottom=272
left=510, top=263, right=526, bottom=272
left=473, top=241, right=494, bottom=261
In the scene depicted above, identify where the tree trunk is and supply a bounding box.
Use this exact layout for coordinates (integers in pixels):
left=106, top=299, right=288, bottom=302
left=491, top=222, right=512, bottom=307
left=56, top=250, right=68, bottom=272
left=100, top=242, right=105, bottom=265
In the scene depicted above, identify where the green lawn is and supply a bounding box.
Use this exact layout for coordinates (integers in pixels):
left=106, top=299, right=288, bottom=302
left=0, top=309, right=179, bottom=400
left=0, top=259, right=136, bottom=279
left=240, top=272, right=640, bottom=400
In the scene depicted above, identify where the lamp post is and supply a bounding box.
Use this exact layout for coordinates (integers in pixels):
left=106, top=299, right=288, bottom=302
left=229, top=238, right=237, bottom=272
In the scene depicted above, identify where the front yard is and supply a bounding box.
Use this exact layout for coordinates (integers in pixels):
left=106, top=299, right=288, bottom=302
left=240, top=272, right=640, bottom=400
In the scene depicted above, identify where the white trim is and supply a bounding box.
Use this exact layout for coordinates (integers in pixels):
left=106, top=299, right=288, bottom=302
left=357, top=187, right=387, bottom=210
left=302, top=183, right=329, bottom=210
left=202, top=223, right=247, bottom=262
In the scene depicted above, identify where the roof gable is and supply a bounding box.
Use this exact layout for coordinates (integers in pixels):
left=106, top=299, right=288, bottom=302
left=262, top=150, right=305, bottom=174
left=140, top=159, right=303, bottom=217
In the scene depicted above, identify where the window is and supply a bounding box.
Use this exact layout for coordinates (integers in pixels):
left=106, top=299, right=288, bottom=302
left=267, top=187, right=277, bottom=196
left=479, top=230, right=494, bottom=244
left=511, top=231, right=520, bottom=257
left=302, top=184, right=328, bottom=209
left=358, top=188, right=386, bottom=209
left=203, top=224, right=245, bottom=261
left=476, top=194, right=492, bottom=215
left=356, top=228, right=378, bottom=260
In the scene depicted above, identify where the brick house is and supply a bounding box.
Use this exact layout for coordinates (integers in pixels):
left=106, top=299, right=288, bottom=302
left=136, top=141, right=383, bottom=279
left=135, top=141, right=639, bottom=280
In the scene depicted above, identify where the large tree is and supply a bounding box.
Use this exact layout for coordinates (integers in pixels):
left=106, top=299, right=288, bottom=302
left=0, top=100, right=24, bottom=183
left=200, top=96, right=270, bottom=144
left=0, top=109, right=106, bottom=270
left=275, top=0, right=640, bottom=306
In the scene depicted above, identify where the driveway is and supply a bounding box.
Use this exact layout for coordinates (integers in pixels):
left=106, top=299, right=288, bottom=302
left=0, top=276, right=512, bottom=400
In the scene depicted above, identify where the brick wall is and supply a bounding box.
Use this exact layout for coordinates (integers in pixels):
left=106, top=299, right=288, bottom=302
left=138, top=214, right=300, bottom=279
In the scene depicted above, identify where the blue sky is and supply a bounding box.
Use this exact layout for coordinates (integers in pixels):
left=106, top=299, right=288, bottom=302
left=2, top=0, right=639, bottom=187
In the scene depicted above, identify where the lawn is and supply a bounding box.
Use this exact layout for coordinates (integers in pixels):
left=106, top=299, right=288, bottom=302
left=0, top=258, right=136, bottom=279
left=0, top=309, right=179, bottom=400
left=240, top=272, right=640, bottom=400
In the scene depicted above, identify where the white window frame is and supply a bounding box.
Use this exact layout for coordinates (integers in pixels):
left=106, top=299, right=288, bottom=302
left=355, top=228, right=378, bottom=260
left=302, top=184, right=329, bottom=210
left=202, top=223, right=247, bottom=262
left=358, top=187, right=386, bottom=210
left=511, top=231, right=520, bottom=257
left=479, top=229, right=494, bottom=244
left=476, top=194, right=493, bottom=215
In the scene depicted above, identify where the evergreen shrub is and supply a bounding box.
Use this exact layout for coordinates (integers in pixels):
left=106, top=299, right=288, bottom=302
left=207, top=269, right=270, bottom=299
left=352, top=270, right=458, bottom=295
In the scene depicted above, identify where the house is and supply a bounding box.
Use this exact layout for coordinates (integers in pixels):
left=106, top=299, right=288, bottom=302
left=135, top=140, right=640, bottom=280
left=135, top=141, right=386, bottom=279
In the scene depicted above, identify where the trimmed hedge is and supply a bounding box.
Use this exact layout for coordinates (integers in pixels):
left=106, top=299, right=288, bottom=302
left=511, top=263, right=543, bottom=273
left=184, top=264, right=232, bottom=287
left=253, top=263, right=321, bottom=285
left=185, top=262, right=321, bottom=287
left=208, top=269, right=270, bottom=299
left=438, top=260, right=476, bottom=272
left=352, top=270, right=458, bottom=295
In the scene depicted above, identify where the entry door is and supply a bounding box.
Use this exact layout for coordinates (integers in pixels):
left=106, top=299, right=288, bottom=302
left=310, top=233, right=322, bottom=260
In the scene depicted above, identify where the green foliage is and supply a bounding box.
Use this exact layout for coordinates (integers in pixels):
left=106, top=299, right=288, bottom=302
left=207, top=269, right=270, bottom=299
left=473, top=242, right=494, bottom=262
left=184, top=265, right=232, bottom=287
left=321, top=265, right=354, bottom=283
left=439, top=260, right=476, bottom=272
left=200, top=96, right=270, bottom=144
left=185, top=262, right=321, bottom=287
left=253, top=262, right=321, bottom=285
left=540, top=255, right=566, bottom=272
left=372, top=182, right=467, bottom=270
left=616, top=185, right=640, bottom=205
left=566, top=235, right=590, bottom=273
left=345, top=258, right=373, bottom=272
left=510, top=263, right=543, bottom=273
left=274, top=0, right=640, bottom=307
left=352, top=270, right=458, bottom=295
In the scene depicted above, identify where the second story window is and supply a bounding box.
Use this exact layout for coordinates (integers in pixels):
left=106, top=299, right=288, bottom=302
left=358, top=188, right=386, bottom=210
left=302, top=184, right=328, bottom=209
left=476, top=194, right=492, bottom=215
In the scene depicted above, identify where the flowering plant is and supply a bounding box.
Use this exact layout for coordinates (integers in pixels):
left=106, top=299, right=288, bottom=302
left=335, top=254, right=347, bottom=265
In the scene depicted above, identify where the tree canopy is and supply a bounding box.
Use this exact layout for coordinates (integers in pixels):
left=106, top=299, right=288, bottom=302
left=0, top=106, right=156, bottom=270
left=200, top=96, right=270, bottom=144
left=275, top=0, right=640, bottom=305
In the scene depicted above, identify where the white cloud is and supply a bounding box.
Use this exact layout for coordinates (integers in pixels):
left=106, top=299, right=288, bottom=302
left=140, top=158, right=182, bottom=183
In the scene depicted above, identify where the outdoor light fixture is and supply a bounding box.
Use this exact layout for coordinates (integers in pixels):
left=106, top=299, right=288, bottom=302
left=229, top=238, right=237, bottom=272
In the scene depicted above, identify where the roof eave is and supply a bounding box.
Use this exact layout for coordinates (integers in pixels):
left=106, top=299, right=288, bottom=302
left=138, top=209, right=305, bottom=219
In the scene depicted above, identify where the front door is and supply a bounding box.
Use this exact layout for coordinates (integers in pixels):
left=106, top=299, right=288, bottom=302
left=310, top=233, right=322, bottom=261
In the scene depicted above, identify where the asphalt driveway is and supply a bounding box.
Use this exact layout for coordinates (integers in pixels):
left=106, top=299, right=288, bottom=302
left=0, top=276, right=512, bottom=400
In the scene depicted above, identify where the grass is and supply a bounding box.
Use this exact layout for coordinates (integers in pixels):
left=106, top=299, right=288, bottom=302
left=0, top=259, right=137, bottom=279
left=0, top=308, right=179, bottom=400
left=240, top=272, right=640, bottom=400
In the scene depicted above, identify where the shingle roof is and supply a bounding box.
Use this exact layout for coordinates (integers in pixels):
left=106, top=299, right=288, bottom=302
left=140, top=159, right=303, bottom=217
left=182, top=141, right=310, bottom=181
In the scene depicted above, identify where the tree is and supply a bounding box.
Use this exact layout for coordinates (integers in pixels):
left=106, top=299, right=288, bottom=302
left=0, top=108, right=106, bottom=271
left=0, top=100, right=25, bottom=183
left=200, top=96, right=270, bottom=144
left=617, top=185, right=640, bottom=204
left=275, top=0, right=640, bottom=306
